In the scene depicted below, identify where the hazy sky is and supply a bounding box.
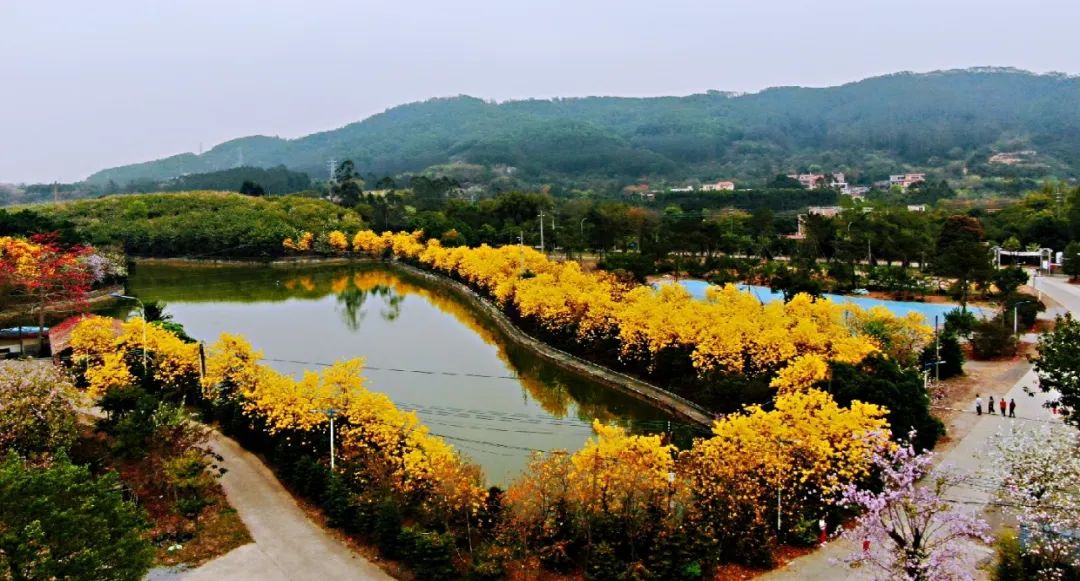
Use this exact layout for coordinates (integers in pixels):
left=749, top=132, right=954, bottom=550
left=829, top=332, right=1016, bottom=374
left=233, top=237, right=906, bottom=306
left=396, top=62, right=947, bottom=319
left=2, top=0, right=1078, bottom=183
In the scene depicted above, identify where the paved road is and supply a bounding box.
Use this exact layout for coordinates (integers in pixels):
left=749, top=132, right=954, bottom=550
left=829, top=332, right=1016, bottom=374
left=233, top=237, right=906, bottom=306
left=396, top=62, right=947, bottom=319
left=764, top=275, right=1076, bottom=580
left=177, top=433, right=392, bottom=581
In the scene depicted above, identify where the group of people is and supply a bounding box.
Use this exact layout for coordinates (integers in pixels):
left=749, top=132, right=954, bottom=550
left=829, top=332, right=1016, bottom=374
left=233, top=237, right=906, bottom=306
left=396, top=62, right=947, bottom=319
left=975, top=394, right=1016, bottom=417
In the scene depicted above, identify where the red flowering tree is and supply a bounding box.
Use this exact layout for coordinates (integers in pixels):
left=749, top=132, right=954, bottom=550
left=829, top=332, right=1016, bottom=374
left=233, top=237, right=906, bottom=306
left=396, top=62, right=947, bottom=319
left=0, top=234, right=93, bottom=350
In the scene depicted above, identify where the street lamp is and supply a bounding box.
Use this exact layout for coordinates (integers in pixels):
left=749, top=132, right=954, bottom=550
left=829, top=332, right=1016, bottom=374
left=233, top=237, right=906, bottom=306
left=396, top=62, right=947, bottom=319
left=326, top=408, right=338, bottom=471
left=774, top=437, right=800, bottom=533
left=110, top=292, right=147, bottom=371
left=1013, top=300, right=1033, bottom=335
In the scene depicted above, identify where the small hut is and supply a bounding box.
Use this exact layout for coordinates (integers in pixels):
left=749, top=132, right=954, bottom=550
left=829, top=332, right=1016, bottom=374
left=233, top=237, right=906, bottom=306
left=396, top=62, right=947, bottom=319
left=0, top=326, right=48, bottom=358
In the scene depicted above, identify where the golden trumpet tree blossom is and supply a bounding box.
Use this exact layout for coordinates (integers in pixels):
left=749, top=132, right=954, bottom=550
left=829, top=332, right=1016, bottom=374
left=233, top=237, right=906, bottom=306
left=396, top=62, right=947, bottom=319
left=337, top=230, right=930, bottom=394
left=327, top=230, right=349, bottom=253
left=567, top=421, right=678, bottom=515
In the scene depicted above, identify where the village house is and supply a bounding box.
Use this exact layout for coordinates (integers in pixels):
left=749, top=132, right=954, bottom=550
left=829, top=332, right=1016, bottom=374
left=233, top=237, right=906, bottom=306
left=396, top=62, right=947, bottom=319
left=889, top=173, right=926, bottom=189
left=790, top=206, right=844, bottom=239
left=787, top=172, right=846, bottom=190
left=0, top=326, right=48, bottom=358
left=701, top=180, right=735, bottom=191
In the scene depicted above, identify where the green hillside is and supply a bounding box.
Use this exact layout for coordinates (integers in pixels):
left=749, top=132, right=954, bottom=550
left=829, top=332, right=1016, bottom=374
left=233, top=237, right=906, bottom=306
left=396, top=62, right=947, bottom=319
left=86, top=68, right=1080, bottom=187
left=37, top=191, right=363, bottom=257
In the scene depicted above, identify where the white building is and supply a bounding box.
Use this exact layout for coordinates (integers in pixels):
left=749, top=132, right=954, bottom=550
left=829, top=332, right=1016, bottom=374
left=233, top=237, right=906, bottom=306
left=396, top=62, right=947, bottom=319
left=889, top=173, right=926, bottom=189
left=701, top=180, right=735, bottom=191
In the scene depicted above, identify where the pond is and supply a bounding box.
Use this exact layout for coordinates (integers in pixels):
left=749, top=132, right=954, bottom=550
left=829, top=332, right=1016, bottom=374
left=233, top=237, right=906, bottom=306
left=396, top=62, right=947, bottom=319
left=664, top=280, right=991, bottom=322
left=122, top=261, right=683, bottom=484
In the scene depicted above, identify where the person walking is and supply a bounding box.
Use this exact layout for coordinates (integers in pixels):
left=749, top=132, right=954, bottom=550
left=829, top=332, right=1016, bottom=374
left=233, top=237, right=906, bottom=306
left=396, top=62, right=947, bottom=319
left=1000, top=398, right=1007, bottom=417
left=976, top=394, right=983, bottom=416
left=1009, top=398, right=1016, bottom=418
left=989, top=396, right=996, bottom=415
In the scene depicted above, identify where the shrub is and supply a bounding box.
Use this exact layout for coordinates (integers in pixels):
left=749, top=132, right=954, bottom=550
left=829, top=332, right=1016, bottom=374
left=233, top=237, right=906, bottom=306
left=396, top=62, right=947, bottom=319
left=992, top=530, right=1025, bottom=581
left=920, top=332, right=965, bottom=380
left=0, top=362, right=78, bottom=458
left=321, top=472, right=354, bottom=529
left=971, top=318, right=1017, bottom=359
left=585, top=542, right=622, bottom=581
left=943, top=308, right=977, bottom=338
left=597, top=253, right=656, bottom=283
left=375, top=500, right=403, bottom=558
left=1003, top=292, right=1045, bottom=330
left=162, top=449, right=216, bottom=518
left=0, top=453, right=155, bottom=580
left=398, top=527, right=456, bottom=580
left=468, top=544, right=506, bottom=581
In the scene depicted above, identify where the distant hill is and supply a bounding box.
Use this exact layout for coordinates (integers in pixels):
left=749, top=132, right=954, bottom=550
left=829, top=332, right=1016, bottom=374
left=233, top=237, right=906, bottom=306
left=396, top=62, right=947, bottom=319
left=87, top=68, right=1080, bottom=188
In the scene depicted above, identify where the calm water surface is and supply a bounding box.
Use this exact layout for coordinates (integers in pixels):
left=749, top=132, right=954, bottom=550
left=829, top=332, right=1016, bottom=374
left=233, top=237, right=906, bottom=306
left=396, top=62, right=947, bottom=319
left=666, top=279, right=991, bottom=321
left=125, top=262, right=679, bottom=484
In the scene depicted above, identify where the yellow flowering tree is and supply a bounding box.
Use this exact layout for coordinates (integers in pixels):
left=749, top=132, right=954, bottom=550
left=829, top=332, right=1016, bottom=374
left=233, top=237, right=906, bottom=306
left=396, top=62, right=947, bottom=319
left=683, top=388, right=890, bottom=555
left=327, top=230, right=350, bottom=253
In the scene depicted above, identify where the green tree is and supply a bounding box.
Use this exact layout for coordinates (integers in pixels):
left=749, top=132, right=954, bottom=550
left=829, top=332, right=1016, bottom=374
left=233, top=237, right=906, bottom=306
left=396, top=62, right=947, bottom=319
left=934, top=215, right=993, bottom=307
left=1063, top=241, right=1080, bottom=281
left=0, top=453, right=154, bottom=580
left=766, top=174, right=803, bottom=189
left=820, top=355, right=944, bottom=450
left=992, top=266, right=1029, bottom=298
left=1033, top=315, right=1080, bottom=428
left=331, top=160, right=363, bottom=207
left=239, top=180, right=266, bottom=197
left=971, top=317, right=1017, bottom=359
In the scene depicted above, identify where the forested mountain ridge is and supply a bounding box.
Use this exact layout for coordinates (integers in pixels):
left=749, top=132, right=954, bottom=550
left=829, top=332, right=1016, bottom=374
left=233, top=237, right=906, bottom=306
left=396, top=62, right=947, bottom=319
left=87, top=68, right=1080, bottom=187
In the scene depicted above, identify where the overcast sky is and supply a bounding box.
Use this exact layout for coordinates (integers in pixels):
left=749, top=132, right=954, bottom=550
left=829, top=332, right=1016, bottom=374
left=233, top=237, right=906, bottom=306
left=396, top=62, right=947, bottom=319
left=2, top=0, right=1078, bottom=183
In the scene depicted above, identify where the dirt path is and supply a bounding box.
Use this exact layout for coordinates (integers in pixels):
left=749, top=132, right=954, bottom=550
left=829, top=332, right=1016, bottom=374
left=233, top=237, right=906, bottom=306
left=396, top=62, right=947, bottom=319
left=176, top=433, right=392, bottom=581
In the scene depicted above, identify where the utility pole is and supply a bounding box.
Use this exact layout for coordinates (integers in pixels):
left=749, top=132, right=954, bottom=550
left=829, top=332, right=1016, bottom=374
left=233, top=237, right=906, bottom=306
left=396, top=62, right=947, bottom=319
left=535, top=209, right=544, bottom=251
left=328, top=409, right=337, bottom=471
left=934, top=315, right=940, bottom=383
left=518, top=230, right=525, bottom=274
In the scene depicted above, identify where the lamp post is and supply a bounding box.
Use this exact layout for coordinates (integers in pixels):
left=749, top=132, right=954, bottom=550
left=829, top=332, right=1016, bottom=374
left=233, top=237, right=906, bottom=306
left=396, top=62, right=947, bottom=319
left=326, top=408, right=337, bottom=471
left=110, top=293, right=146, bottom=371
left=774, top=437, right=800, bottom=533
left=1013, top=300, right=1033, bottom=336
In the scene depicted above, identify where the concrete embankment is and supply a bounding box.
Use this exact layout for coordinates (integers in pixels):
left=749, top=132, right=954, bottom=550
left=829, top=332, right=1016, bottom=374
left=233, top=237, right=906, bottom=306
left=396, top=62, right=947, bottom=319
left=132, top=256, right=715, bottom=427
left=385, top=260, right=715, bottom=427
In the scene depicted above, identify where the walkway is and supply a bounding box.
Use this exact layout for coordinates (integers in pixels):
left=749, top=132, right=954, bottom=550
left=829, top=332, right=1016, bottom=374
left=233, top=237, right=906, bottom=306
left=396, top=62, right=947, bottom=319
left=764, top=275, right=1075, bottom=580
left=176, top=432, right=392, bottom=581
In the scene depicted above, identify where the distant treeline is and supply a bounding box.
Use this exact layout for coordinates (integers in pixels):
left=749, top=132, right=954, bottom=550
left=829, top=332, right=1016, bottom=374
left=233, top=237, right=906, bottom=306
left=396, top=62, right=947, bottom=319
left=104, top=165, right=312, bottom=196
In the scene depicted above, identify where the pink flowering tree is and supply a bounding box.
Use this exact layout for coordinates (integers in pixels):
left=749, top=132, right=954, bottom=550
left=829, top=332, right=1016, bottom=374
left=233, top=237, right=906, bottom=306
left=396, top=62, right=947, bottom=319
left=993, top=425, right=1080, bottom=576
left=838, top=440, right=991, bottom=581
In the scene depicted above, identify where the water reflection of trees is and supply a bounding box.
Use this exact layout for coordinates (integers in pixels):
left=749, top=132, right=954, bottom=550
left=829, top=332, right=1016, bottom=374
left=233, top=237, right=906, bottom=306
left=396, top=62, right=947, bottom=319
left=130, top=262, right=672, bottom=431
left=335, top=285, right=403, bottom=330
left=278, top=267, right=653, bottom=423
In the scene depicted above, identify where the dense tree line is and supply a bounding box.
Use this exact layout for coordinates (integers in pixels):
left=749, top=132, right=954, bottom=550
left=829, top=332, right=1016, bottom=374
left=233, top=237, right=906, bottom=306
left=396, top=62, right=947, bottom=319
left=25, top=191, right=363, bottom=257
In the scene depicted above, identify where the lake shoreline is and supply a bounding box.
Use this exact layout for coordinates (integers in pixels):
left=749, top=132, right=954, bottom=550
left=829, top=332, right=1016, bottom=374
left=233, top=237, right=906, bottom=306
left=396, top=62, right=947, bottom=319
left=131, top=255, right=715, bottom=427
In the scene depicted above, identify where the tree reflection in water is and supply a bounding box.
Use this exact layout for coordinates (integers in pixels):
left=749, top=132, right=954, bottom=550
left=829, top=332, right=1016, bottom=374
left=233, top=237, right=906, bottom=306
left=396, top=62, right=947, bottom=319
left=335, top=285, right=403, bottom=330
